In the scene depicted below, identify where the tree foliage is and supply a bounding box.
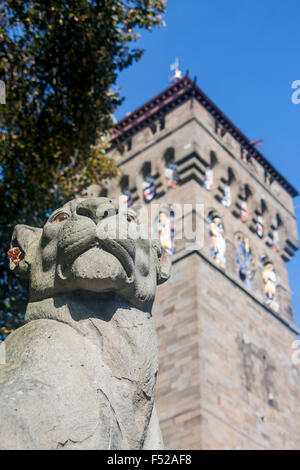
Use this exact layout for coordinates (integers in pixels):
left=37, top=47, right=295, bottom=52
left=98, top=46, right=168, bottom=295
left=0, top=0, right=167, bottom=338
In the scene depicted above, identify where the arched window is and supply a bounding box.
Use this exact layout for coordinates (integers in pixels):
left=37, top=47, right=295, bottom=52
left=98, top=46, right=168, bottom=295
left=264, top=170, right=274, bottom=186
left=150, top=122, right=157, bottom=135
left=208, top=211, right=226, bottom=268
left=141, top=161, right=151, bottom=179
left=221, top=167, right=235, bottom=207
left=203, top=151, right=218, bottom=191
left=127, top=138, right=132, bottom=152
left=235, top=233, right=253, bottom=290
left=163, top=147, right=175, bottom=166
left=164, top=148, right=179, bottom=189
left=210, top=150, right=218, bottom=168
left=100, top=188, right=108, bottom=197
left=159, top=116, right=165, bottom=131
left=239, top=184, right=252, bottom=223
left=120, top=175, right=133, bottom=207
left=270, top=213, right=283, bottom=252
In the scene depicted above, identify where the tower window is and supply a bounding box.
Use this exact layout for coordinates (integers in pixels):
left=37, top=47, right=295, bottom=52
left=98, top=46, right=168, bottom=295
left=142, top=162, right=156, bottom=202
left=220, top=127, right=227, bottom=137
left=159, top=116, right=165, bottom=131
left=264, top=170, right=274, bottom=186
left=163, top=147, right=175, bottom=166
left=120, top=175, right=133, bottom=208
left=240, top=147, right=246, bottom=161
left=150, top=122, right=157, bottom=135
left=117, top=144, right=125, bottom=155
left=100, top=188, right=108, bottom=197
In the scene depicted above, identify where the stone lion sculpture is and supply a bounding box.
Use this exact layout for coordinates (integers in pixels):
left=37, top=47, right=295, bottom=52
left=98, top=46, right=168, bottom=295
left=0, top=197, right=171, bottom=450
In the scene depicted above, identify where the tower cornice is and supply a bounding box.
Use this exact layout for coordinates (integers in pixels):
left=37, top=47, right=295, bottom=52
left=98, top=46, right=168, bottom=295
left=111, top=75, right=299, bottom=199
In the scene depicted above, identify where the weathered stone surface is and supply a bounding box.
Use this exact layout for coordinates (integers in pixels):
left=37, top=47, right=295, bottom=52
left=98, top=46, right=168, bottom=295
left=105, top=91, right=300, bottom=449
left=0, top=197, right=170, bottom=450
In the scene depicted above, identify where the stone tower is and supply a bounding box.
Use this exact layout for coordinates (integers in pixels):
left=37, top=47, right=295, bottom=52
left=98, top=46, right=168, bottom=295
left=104, top=75, right=300, bottom=449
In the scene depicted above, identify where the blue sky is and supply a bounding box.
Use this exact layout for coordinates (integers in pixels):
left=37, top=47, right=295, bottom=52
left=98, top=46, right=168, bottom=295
left=115, top=0, right=300, bottom=327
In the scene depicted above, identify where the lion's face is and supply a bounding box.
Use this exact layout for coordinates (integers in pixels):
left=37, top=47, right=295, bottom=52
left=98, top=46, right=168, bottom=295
left=9, top=197, right=170, bottom=309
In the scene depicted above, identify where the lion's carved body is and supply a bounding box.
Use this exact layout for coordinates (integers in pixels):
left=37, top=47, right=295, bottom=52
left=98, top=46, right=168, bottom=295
left=0, top=198, right=169, bottom=450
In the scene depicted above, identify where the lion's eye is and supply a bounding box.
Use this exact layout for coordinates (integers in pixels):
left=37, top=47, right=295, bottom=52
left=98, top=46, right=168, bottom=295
left=126, top=214, right=135, bottom=223
left=54, top=212, right=69, bottom=223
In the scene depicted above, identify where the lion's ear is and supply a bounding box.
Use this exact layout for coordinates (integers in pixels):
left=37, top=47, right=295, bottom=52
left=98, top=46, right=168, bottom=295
left=8, top=224, right=42, bottom=278
left=151, top=240, right=172, bottom=286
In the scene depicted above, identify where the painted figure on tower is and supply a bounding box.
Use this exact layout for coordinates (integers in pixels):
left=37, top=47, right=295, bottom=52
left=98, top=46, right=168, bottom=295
left=204, top=166, right=214, bottom=191
left=165, top=161, right=179, bottom=189
left=256, top=214, right=264, bottom=239
left=240, top=199, right=249, bottom=223
left=261, top=258, right=279, bottom=312
left=157, top=209, right=175, bottom=256
left=121, top=189, right=133, bottom=207
left=235, top=233, right=253, bottom=290
left=208, top=212, right=226, bottom=268
left=221, top=183, right=232, bottom=207
left=271, top=229, right=280, bottom=252
left=143, top=175, right=156, bottom=202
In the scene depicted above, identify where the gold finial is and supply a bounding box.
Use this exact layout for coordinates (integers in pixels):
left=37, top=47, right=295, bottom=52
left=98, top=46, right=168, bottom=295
left=170, top=57, right=182, bottom=82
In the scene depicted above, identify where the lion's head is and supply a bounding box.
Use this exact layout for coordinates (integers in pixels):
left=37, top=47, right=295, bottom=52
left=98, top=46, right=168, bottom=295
left=9, top=197, right=171, bottom=310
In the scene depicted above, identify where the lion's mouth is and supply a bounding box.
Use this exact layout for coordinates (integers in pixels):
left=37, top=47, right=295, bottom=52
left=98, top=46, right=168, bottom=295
left=58, top=238, right=136, bottom=283
left=98, top=238, right=136, bottom=282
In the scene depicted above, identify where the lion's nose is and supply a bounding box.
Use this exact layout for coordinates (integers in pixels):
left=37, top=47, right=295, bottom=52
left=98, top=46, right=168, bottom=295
left=76, top=198, right=119, bottom=224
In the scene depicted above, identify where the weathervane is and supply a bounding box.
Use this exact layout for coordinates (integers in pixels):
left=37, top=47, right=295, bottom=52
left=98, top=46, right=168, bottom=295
left=250, top=139, right=264, bottom=148
left=170, top=57, right=182, bottom=82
